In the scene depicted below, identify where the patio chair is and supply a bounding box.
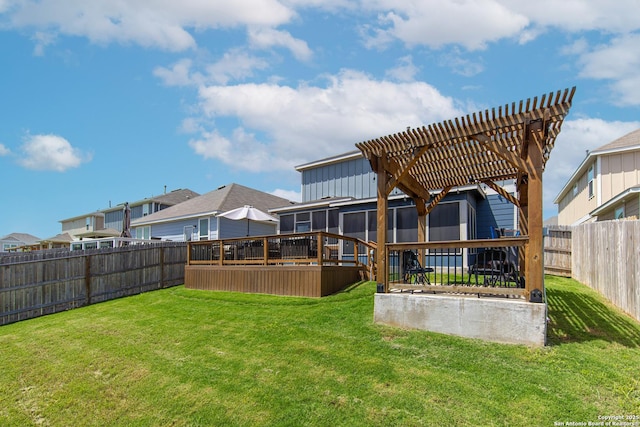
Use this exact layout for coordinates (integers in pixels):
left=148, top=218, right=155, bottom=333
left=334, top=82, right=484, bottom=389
left=402, top=250, right=434, bottom=285
left=469, top=249, right=517, bottom=286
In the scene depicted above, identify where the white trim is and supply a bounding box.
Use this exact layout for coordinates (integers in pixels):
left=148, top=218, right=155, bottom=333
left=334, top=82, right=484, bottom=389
left=295, top=151, right=362, bottom=171
left=590, top=186, right=640, bottom=216
left=269, top=198, right=352, bottom=213
left=571, top=214, right=593, bottom=226
left=596, top=156, right=602, bottom=207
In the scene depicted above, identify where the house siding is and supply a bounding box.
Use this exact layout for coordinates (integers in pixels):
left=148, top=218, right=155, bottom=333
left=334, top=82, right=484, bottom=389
left=557, top=159, right=600, bottom=225
left=301, top=157, right=402, bottom=202
left=600, top=152, right=640, bottom=206
left=476, top=194, right=517, bottom=238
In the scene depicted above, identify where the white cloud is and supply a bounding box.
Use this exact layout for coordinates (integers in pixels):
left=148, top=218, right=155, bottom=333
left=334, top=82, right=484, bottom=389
left=153, top=58, right=200, bottom=87
left=544, top=118, right=640, bottom=213
left=18, top=134, right=91, bottom=172
left=384, top=55, right=418, bottom=82
left=5, top=0, right=295, bottom=51
left=205, top=49, right=271, bottom=84
left=154, top=51, right=270, bottom=87
left=0, top=143, right=10, bottom=156
left=248, top=27, right=313, bottom=61
left=502, top=0, right=640, bottom=34
left=191, top=69, right=462, bottom=171
left=573, top=33, right=640, bottom=106
left=270, top=188, right=301, bottom=202
left=362, top=0, right=529, bottom=51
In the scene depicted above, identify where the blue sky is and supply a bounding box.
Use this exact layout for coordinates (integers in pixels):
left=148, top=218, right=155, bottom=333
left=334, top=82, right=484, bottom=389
left=1, top=0, right=640, bottom=239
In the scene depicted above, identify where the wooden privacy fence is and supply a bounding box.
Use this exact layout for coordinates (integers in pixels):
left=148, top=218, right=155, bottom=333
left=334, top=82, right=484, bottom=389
left=1, top=242, right=187, bottom=326
left=544, top=225, right=572, bottom=277
left=572, top=220, right=640, bottom=322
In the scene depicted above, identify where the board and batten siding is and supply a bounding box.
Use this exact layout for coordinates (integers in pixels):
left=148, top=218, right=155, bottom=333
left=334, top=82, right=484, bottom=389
left=301, top=157, right=403, bottom=202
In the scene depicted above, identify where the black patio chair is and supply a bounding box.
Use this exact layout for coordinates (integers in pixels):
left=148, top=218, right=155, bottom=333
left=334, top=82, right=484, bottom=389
left=402, top=250, right=434, bottom=285
left=469, top=249, right=518, bottom=286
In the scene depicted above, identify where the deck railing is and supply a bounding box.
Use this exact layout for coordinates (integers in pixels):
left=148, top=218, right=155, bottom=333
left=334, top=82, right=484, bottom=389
left=385, top=237, right=529, bottom=298
left=188, top=231, right=376, bottom=272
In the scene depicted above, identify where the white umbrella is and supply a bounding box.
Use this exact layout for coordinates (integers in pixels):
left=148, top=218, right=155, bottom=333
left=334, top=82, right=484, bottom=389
left=218, top=205, right=278, bottom=236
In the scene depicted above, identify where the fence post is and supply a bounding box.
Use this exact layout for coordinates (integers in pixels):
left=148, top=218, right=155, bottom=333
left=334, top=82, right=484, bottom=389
left=85, top=254, right=92, bottom=305
left=160, top=246, right=165, bottom=288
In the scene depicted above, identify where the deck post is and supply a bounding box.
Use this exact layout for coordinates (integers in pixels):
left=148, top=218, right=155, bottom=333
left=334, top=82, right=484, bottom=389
left=317, top=233, right=323, bottom=266
left=264, top=237, right=269, bottom=266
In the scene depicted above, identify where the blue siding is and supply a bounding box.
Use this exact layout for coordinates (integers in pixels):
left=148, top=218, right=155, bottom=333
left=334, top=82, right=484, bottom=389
left=301, top=156, right=406, bottom=202
left=476, top=194, right=516, bottom=239
left=149, top=219, right=195, bottom=241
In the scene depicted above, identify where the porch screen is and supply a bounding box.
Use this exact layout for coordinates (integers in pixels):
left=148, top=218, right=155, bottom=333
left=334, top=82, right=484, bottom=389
left=396, top=207, right=418, bottom=242
left=429, top=203, right=460, bottom=241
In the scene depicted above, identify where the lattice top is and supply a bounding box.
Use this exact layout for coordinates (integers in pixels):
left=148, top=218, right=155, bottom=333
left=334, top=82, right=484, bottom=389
left=356, top=87, right=575, bottom=192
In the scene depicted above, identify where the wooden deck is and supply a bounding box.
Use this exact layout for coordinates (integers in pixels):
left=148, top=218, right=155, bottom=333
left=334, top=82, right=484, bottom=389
left=185, top=264, right=365, bottom=297
left=185, top=232, right=374, bottom=297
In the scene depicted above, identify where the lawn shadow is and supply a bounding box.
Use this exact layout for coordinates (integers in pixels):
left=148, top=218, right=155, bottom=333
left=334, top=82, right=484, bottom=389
left=546, top=286, right=640, bottom=347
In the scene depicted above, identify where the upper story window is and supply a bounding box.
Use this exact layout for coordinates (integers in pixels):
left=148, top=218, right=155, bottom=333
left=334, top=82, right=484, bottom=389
left=587, top=165, right=594, bottom=199
left=572, top=183, right=578, bottom=197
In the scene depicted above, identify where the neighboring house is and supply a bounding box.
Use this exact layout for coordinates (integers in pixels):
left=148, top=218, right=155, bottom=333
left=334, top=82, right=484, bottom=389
left=59, top=211, right=116, bottom=240
left=102, top=188, right=199, bottom=233
left=270, top=151, right=518, bottom=265
left=0, top=233, right=41, bottom=252
left=555, top=128, right=640, bottom=225
left=59, top=188, right=199, bottom=239
left=132, top=183, right=294, bottom=241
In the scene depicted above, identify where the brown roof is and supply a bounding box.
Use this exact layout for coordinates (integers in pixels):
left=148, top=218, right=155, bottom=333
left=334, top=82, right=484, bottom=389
left=356, top=88, right=575, bottom=196
left=593, top=128, right=640, bottom=152
left=132, top=183, right=294, bottom=225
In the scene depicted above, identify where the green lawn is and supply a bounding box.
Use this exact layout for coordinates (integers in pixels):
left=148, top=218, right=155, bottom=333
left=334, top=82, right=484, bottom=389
left=1, top=276, right=639, bottom=426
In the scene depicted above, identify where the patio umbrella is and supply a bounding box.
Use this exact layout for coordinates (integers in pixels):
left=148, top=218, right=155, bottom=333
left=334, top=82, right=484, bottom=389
left=218, top=205, right=278, bottom=236
left=121, top=202, right=132, bottom=238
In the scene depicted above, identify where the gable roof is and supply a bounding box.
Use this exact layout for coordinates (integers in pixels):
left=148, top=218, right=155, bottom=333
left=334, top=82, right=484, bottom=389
left=554, top=127, right=640, bottom=203
left=101, top=188, right=200, bottom=213
left=593, top=128, right=640, bottom=153
left=132, top=183, right=294, bottom=226
left=0, top=233, right=41, bottom=245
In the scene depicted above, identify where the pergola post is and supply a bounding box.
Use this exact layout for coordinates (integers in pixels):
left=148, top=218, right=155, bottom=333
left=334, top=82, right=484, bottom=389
left=524, top=137, right=545, bottom=300
left=377, top=167, right=389, bottom=292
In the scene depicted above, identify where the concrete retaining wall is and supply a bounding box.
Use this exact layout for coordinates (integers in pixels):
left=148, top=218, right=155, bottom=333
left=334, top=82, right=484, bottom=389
left=374, top=293, right=547, bottom=346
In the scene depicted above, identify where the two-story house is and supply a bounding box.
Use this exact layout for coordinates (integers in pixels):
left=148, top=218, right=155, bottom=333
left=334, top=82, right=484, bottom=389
left=59, top=188, right=199, bottom=240
left=554, top=128, right=640, bottom=225
left=270, top=150, right=518, bottom=266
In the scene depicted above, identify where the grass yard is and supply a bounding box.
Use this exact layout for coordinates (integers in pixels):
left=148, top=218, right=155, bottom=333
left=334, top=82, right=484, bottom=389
left=1, top=276, right=639, bottom=426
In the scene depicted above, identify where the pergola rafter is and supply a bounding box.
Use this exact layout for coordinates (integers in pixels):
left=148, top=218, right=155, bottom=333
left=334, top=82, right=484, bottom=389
left=357, top=87, right=576, bottom=299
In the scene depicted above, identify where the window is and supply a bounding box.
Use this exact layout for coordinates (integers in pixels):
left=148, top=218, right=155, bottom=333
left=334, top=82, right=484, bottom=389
left=199, top=218, right=209, bottom=240
left=615, top=206, right=625, bottom=220
left=295, top=212, right=311, bottom=232
left=572, top=183, right=578, bottom=197
left=587, top=165, right=594, bottom=199
left=280, top=214, right=294, bottom=233
left=136, top=226, right=151, bottom=240
left=429, top=203, right=460, bottom=241
left=143, top=203, right=150, bottom=216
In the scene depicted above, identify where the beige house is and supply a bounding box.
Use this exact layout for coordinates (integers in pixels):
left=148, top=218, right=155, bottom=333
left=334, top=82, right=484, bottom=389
left=555, top=128, right=640, bottom=225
